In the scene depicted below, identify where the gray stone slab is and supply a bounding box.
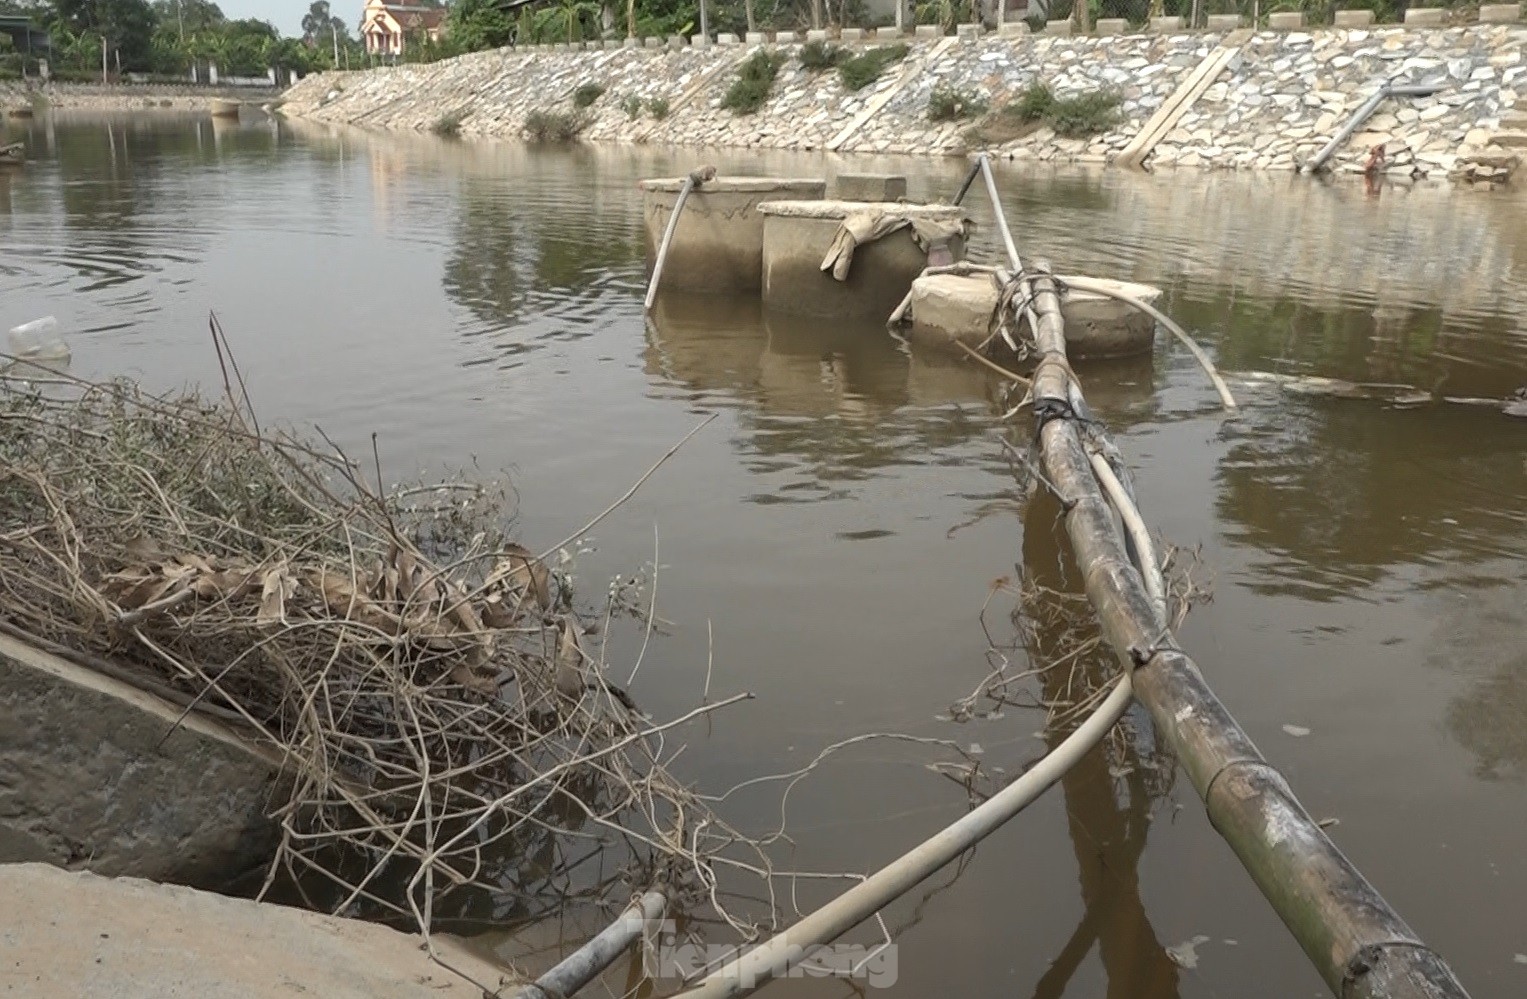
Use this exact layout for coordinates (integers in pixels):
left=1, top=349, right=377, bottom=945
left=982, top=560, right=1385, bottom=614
left=1205, top=14, right=1241, bottom=30
left=1149, top=15, right=1183, bottom=32
left=1045, top=19, right=1073, bottom=35
left=1095, top=18, right=1128, bottom=35
left=1403, top=7, right=1446, bottom=25
left=1267, top=11, right=1304, bottom=28
left=1478, top=3, right=1521, bottom=21
left=0, top=632, right=281, bottom=887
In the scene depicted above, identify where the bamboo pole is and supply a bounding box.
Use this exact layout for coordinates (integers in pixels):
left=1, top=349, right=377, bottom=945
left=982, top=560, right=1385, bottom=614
left=1023, top=260, right=1470, bottom=999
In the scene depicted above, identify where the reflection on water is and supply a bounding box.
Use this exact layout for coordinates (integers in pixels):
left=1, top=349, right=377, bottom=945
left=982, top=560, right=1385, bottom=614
left=2, top=114, right=1525, bottom=998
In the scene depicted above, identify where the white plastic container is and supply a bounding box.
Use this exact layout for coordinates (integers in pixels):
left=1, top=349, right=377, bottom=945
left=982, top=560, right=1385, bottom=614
left=7, top=316, right=70, bottom=363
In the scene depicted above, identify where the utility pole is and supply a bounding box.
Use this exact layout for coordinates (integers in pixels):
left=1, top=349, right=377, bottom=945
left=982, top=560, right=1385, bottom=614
left=100, top=35, right=107, bottom=85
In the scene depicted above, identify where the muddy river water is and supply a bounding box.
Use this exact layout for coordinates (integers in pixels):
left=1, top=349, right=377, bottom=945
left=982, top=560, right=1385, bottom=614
left=1, top=113, right=1524, bottom=998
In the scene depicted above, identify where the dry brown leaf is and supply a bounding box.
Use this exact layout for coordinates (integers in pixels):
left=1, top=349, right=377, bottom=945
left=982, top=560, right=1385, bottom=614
left=258, top=565, right=293, bottom=625
left=554, top=616, right=585, bottom=699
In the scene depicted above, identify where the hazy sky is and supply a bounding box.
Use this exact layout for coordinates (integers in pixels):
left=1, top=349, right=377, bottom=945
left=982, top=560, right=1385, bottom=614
left=218, top=0, right=326, bottom=37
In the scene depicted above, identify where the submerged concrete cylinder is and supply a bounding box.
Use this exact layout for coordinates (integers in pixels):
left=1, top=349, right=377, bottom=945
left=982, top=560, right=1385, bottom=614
left=759, top=201, right=970, bottom=320
left=639, top=177, right=827, bottom=295
left=907, top=272, right=1164, bottom=360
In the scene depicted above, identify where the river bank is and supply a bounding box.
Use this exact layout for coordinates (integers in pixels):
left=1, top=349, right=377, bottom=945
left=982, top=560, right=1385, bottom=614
left=1, top=81, right=278, bottom=112
left=275, top=22, right=1525, bottom=180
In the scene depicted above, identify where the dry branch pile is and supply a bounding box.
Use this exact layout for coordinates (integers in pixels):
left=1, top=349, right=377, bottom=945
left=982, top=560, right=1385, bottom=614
left=0, top=363, right=764, bottom=937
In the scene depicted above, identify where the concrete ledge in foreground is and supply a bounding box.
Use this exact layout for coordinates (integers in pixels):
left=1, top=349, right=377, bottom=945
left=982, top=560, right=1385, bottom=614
left=0, top=862, right=517, bottom=999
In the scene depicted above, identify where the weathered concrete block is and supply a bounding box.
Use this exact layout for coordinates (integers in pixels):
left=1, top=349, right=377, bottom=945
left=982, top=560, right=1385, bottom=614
left=639, top=178, right=827, bottom=295
left=553, top=42, right=571, bottom=51
left=717, top=32, right=740, bottom=44
left=1403, top=6, right=1446, bottom=25
left=908, top=273, right=998, bottom=350
left=776, top=30, right=802, bottom=43
left=1332, top=9, right=1375, bottom=26
left=1149, top=15, right=1184, bottom=32
left=1267, top=11, right=1304, bottom=28
left=601, top=39, right=620, bottom=48
left=1057, top=277, right=1162, bottom=359
left=667, top=34, right=688, bottom=47
left=744, top=31, right=768, bottom=43
left=907, top=273, right=1162, bottom=360
left=1094, top=18, right=1128, bottom=34
left=834, top=173, right=908, bottom=200
left=915, top=24, right=943, bottom=38
left=1045, top=19, right=1073, bottom=35
left=1205, top=14, right=1242, bottom=30
left=998, top=21, right=1031, bottom=36
left=759, top=201, right=969, bottom=319
left=956, top=22, right=983, bottom=37
left=841, top=27, right=865, bottom=41
left=623, top=34, right=640, bottom=47
left=643, top=35, right=664, bottom=48
left=0, top=633, right=281, bottom=888
left=806, top=28, right=831, bottom=42
left=2, top=864, right=511, bottom=999
left=1478, top=3, right=1521, bottom=21
left=871, top=26, right=906, bottom=40
left=691, top=33, right=710, bottom=47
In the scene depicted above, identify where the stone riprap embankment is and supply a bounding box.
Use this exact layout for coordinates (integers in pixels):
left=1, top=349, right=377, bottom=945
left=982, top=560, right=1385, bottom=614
left=277, top=22, right=1527, bottom=180
left=1, top=81, right=279, bottom=111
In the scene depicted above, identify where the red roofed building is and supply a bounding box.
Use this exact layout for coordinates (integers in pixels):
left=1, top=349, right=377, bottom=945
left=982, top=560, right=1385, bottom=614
left=360, top=0, right=447, bottom=57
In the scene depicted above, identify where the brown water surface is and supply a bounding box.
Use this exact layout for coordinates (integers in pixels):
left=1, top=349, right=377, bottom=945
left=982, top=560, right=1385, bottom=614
left=2, top=113, right=1524, bottom=999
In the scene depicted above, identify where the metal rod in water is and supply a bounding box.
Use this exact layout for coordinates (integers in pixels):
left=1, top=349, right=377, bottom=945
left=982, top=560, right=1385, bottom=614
left=645, top=176, right=695, bottom=311
left=511, top=891, right=668, bottom=999
left=1302, top=83, right=1445, bottom=174
left=951, top=157, right=982, bottom=206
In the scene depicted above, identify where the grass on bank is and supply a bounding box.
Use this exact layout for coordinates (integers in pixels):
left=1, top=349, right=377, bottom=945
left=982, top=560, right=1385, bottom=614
left=524, top=108, right=588, bottom=142
left=722, top=49, right=785, bottom=115
left=573, top=82, right=605, bottom=109
left=838, top=43, right=909, bottom=92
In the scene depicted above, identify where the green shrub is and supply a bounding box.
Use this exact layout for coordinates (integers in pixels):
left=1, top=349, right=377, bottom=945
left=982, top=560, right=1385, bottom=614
left=620, top=94, right=643, bottom=118
left=722, top=49, right=784, bottom=115
left=432, top=109, right=467, bottom=136
left=838, top=43, right=909, bottom=92
left=927, top=85, right=987, bottom=122
left=523, top=109, right=588, bottom=142
left=572, top=82, right=605, bottom=109
left=799, top=39, right=847, bottom=72
left=647, top=96, right=670, bottom=120
left=993, top=82, right=1122, bottom=138
left=1006, top=81, right=1056, bottom=123
left=1043, top=90, right=1123, bottom=137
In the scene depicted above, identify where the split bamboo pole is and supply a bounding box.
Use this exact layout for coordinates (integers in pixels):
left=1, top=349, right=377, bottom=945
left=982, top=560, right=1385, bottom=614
left=1023, top=261, right=1470, bottom=999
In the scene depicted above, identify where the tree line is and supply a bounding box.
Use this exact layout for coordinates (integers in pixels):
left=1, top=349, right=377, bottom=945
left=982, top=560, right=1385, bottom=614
left=0, top=0, right=368, bottom=80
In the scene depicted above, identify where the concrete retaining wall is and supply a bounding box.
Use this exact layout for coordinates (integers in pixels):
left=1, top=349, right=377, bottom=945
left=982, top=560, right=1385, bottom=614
left=0, top=632, right=282, bottom=888
left=277, top=23, right=1526, bottom=178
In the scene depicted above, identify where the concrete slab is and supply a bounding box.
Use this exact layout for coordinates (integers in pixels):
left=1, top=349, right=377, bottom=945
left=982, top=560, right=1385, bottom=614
left=0, top=632, right=281, bottom=888
left=1045, top=19, right=1073, bottom=35
left=1267, top=11, right=1304, bottom=28
left=1333, top=9, right=1375, bottom=26
left=1149, top=15, right=1184, bottom=32
left=1479, top=3, right=1521, bottom=21
left=834, top=173, right=908, bottom=200
left=1205, top=14, right=1241, bottom=29
left=1404, top=7, right=1445, bottom=25
left=841, top=27, right=865, bottom=41
left=0, top=863, right=517, bottom=999
left=914, top=24, right=942, bottom=38
left=1095, top=18, right=1128, bottom=35
left=998, top=21, right=1031, bottom=36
